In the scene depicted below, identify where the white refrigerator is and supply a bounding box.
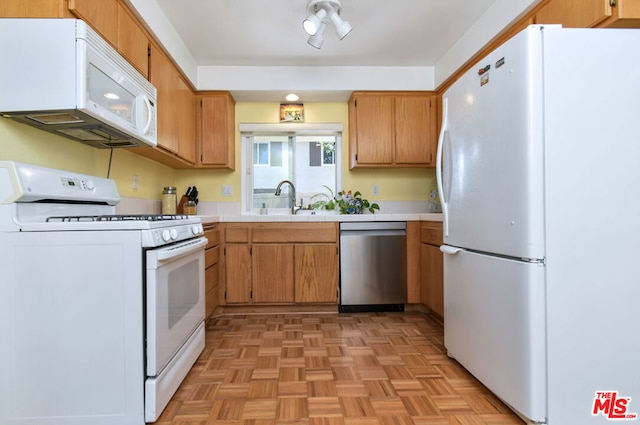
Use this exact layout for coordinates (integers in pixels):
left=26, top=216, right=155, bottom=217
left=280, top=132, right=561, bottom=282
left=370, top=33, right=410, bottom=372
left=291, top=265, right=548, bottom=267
left=437, top=25, right=640, bottom=424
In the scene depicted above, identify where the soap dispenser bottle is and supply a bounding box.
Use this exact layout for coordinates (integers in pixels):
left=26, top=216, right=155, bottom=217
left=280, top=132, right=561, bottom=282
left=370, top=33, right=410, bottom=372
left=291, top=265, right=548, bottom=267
left=260, top=203, right=268, bottom=215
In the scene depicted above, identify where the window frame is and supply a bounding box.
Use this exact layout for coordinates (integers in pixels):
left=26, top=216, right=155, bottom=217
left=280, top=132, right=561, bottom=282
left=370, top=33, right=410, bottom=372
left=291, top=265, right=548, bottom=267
left=240, top=123, right=343, bottom=215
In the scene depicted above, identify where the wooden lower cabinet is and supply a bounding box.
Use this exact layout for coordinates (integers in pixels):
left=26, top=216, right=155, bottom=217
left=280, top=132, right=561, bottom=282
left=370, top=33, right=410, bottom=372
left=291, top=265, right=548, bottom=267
left=420, top=222, right=444, bottom=318
left=203, top=224, right=221, bottom=317
left=224, top=244, right=251, bottom=304
left=252, top=244, right=294, bottom=303
left=294, top=244, right=338, bottom=303
left=221, top=223, right=338, bottom=306
left=406, top=221, right=421, bottom=303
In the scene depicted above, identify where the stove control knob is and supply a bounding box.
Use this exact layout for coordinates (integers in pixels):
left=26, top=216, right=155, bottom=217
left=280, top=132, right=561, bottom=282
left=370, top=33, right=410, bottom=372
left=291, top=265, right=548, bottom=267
left=170, top=228, right=178, bottom=239
left=85, top=180, right=95, bottom=190
left=162, top=229, right=171, bottom=242
left=192, top=225, right=201, bottom=235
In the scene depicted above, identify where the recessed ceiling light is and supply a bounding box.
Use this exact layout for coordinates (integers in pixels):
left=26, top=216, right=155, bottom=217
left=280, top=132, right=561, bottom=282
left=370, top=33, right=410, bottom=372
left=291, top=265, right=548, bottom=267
left=285, top=93, right=300, bottom=102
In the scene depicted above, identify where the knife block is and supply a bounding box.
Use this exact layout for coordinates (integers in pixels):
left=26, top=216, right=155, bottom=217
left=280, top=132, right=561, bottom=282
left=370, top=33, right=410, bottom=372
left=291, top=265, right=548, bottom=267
left=176, top=195, right=188, bottom=214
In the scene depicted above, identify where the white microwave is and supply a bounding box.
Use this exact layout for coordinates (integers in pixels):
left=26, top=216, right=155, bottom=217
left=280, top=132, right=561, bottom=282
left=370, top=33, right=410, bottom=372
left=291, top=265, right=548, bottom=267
left=0, top=19, right=157, bottom=149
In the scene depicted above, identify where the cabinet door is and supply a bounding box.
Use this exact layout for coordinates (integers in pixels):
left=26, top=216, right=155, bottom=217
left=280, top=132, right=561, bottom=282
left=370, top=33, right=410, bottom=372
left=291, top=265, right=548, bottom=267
left=294, top=244, right=337, bottom=303
left=117, top=3, right=149, bottom=78
left=351, top=95, right=394, bottom=165
left=177, top=76, right=196, bottom=163
left=200, top=94, right=235, bottom=169
left=68, top=0, right=118, bottom=45
left=535, top=0, right=612, bottom=28
left=420, top=243, right=444, bottom=317
left=1, top=0, right=67, bottom=17
left=224, top=244, right=251, bottom=304
left=149, top=45, right=179, bottom=154
left=252, top=244, right=294, bottom=303
left=394, top=95, right=434, bottom=165
left=406, top=221, right=422, bottom=303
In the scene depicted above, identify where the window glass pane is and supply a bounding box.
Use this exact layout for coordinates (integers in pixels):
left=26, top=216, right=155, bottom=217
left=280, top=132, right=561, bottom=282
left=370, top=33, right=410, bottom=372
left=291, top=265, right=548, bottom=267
left=323, top=142, right=336, bottom=165
left=309, top=143, right=321, bottom=167
left=252, top=136, right=291, bottom=209
left=253, top=143, right=269, bottom=165
left=246, top=133, right=339, bottom=211
left=294, top=136, right=336, bottom=206
left=271, top=142, right=283, bottom=167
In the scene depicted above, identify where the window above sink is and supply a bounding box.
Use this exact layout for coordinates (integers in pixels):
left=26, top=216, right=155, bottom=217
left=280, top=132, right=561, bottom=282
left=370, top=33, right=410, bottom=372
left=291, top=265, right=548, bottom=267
left=240, top=123, right=343, bottom=214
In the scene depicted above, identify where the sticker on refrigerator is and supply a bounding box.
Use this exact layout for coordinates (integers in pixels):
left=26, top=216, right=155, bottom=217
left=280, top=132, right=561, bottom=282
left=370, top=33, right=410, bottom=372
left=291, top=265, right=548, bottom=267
left=477, top=64, right=490, bottom=75
left=480, top=73, right=489, bottom=87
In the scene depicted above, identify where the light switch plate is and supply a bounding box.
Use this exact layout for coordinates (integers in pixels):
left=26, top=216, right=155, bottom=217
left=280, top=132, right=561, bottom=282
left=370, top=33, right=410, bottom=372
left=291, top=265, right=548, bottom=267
left=222, top=185, right=233, bottom=196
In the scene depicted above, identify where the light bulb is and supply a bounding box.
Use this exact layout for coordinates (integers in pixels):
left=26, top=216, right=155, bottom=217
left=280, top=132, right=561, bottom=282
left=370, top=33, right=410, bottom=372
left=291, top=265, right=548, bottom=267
left=303, top=8, right=327, bottom=36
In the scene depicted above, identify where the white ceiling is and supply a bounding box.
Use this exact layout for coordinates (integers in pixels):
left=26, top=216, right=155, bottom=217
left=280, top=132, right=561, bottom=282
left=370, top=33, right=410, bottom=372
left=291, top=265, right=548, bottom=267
left=155, top=0, right=496, bottom=67
left=130, top=0, right=538, bottom=101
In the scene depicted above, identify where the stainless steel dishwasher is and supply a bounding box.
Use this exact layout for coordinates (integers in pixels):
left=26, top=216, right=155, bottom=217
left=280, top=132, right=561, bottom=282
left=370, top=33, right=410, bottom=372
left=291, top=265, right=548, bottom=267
left=339, top=222, right=407, bottom=312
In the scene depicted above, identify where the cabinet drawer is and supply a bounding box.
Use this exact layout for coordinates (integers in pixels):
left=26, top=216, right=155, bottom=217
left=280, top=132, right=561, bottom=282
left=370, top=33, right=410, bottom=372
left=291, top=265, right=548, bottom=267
left=421, top=222, right=443, bottom=245
left=205, top=246, right=220, bottom=268
left=252, top=223, right=337, bottom=243
left=205, top=262, right=219, bottom=292
left=204, top=228, right=220, bottom=248
left=225, top=226, right=250, bottom=243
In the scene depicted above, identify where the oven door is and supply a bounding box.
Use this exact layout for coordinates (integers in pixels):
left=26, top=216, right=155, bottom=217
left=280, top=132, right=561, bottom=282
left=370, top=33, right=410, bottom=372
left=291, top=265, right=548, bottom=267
left=146, top=237, right=206, bottom=376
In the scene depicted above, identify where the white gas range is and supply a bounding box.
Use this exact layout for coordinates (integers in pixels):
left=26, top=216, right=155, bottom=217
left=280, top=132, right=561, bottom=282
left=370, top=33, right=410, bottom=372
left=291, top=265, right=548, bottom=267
left=0, top=161, right=206, bottom=425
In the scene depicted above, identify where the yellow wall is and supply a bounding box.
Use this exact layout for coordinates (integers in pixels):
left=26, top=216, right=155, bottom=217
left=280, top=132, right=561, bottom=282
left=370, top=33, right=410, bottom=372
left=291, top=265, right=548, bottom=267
left=1, top=101, right=435, bottom=206
left=0, top=119, right=173, bottom=199
left=174, top=102, right=435, bottom=204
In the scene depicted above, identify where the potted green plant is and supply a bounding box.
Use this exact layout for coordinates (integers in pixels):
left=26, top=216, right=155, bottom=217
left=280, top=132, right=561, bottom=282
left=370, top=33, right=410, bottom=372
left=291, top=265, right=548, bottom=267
left=309, top=185, right=336, bottom=211
left=335, top=190, right=380, bottom=214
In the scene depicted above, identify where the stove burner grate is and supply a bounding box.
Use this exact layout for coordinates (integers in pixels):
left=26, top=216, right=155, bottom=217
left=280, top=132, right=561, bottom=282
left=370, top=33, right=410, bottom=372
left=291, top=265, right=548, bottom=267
left=46, top=214, right=190, bottom=222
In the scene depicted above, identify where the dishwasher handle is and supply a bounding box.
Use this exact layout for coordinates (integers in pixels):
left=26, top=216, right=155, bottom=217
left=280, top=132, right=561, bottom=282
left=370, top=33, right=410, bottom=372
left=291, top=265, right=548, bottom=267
left=340, top=229, right=406, bottom=237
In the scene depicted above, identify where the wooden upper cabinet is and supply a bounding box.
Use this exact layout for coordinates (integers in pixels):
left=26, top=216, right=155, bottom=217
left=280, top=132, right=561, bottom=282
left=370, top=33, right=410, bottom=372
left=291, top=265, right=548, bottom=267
left=198, top=93, right=236, bottom=170
left=117, top=3, right=149, bottom=78
left=395, top=95, right=434, bottom=165
left=68, top=1, right=149, bottom=78
left=536, top=0, right=640, bottom=28
left=0, top=0, right=71, bottom=17
left=149, top=44, right=179, bottom=155
left=68, top=0, right=118, bottom=45
left=349, top=92, right=437, bottom=168
left=177, top=76, right=196, bottom=163
left=350, top=95, right=395, bottom=165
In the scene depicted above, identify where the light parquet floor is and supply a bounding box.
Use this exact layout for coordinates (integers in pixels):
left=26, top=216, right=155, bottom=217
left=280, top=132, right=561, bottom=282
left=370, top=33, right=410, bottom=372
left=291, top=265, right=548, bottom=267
left=157, top=312, right=525, bottom=425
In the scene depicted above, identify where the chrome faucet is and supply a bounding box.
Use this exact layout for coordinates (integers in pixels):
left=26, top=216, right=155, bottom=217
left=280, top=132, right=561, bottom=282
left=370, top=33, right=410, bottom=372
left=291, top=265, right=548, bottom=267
left=274, top=180, right=301, bottom=214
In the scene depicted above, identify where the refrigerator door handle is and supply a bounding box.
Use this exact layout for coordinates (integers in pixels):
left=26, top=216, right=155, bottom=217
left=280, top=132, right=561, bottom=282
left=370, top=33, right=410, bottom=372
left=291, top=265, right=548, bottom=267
left=440, top=245, right=461, bottom=255
left=436, top=97, right=450, bottom=236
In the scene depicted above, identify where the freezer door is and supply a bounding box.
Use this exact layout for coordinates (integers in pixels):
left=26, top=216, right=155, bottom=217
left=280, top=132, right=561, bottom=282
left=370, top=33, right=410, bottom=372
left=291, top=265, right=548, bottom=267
left=437, top=26, right=544, bottom=260
left=443, top=247, right=546, bottom=422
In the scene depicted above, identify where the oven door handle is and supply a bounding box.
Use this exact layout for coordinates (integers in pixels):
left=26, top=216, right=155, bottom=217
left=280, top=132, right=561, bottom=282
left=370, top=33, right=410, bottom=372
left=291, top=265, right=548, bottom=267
left=154, top=237, right=208, bottom=262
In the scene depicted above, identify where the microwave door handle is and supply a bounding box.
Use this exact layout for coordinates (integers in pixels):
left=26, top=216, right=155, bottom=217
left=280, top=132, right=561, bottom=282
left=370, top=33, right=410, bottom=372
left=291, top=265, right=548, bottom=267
left=140, top=95, right=153, bottom=134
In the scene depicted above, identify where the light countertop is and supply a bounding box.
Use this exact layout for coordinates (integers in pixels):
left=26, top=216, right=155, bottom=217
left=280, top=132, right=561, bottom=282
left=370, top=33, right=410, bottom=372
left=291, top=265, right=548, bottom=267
left=197, top=212, right=443, bottom=224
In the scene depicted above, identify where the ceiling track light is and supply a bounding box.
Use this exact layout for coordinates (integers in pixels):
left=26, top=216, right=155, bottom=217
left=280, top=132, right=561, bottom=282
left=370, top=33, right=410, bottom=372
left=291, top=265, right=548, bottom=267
left=307, top=21, right=327, bottom=49
left=303, top=0, right=352, bottom=48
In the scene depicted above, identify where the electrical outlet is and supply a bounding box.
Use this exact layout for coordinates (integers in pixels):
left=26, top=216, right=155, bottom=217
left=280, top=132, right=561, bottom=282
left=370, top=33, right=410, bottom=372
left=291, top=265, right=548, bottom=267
left=372, top=184, right=379, bottom=196
left=132, top=175, right=138, bottom=190
left=222, top=185, right=233, bottom=196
